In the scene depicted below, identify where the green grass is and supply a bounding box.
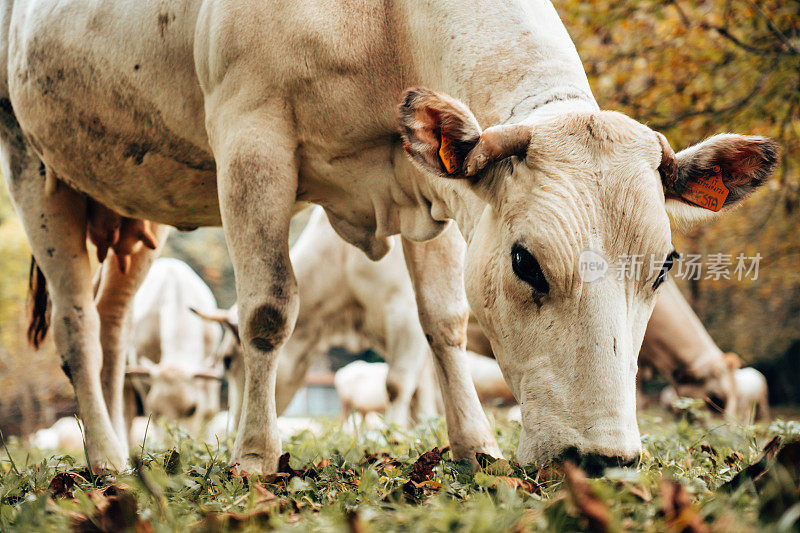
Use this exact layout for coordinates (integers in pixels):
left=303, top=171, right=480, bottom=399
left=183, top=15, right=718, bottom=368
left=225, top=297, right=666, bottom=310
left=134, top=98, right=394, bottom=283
left=2, top=404, right=800, bottom=532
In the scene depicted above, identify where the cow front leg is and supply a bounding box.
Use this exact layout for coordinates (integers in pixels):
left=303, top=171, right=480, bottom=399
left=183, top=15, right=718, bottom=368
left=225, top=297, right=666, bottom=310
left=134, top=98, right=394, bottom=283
left=214, top=120, right=299, bottom=475
left=402, top=225, right=502, bottom=462
left=94, top=223, right=170, bottom=447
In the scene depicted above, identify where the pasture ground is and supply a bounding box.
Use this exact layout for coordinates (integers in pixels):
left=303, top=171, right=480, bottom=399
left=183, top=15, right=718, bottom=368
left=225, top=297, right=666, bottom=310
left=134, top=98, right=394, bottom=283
left=1, top=403, right=800, bottom=532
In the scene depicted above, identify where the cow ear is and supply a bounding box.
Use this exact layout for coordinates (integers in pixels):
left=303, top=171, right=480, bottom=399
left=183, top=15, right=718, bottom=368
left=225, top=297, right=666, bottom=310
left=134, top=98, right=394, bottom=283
left=398, top=87, right=533, bottom=181
left=658, top=133, right=779, bottom=228
left=398, top=87, right=482, bottom=178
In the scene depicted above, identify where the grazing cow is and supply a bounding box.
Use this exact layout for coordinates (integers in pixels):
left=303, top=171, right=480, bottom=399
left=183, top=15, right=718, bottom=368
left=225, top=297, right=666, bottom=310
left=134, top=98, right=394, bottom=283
left=196, top=207, right=439, bottom=430
left=2, top=0, right=777, bottom=472
left=639, top=280, right=740, bottom=416
left=333, top=354, right=513, bottom=422
left=123, top=258, right=223, bottom=438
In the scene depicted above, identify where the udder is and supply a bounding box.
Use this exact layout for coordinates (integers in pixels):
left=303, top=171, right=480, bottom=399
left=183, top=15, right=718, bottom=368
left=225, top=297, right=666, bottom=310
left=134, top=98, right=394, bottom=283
left=87, top=199, right=159, bottom=273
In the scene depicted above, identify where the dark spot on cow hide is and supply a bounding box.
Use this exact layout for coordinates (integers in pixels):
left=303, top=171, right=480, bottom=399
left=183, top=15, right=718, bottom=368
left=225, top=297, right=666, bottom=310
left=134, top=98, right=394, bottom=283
left=123, top=142, right=151, bottom=165
left=157, top=12, right=175, bottom=38
left=20, top=36, right=216, bottom=178
left=133, top=64, right=140, bottom=71
left=248, top=304, right=289, bottom=353
left=60, top=359, right=73, bottom=384
left=386, top=381, right=399, bottom=402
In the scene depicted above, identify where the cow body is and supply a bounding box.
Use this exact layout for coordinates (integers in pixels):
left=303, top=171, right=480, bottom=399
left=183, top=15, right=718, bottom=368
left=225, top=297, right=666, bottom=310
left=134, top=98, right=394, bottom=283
left=0, top=0, right=776, bottom=472
left=126, top=258, right=222, bottom=436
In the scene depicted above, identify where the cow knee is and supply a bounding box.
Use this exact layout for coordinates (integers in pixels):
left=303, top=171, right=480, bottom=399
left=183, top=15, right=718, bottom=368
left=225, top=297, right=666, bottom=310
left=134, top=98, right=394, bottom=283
left=241, top=300, right=297, bottom=354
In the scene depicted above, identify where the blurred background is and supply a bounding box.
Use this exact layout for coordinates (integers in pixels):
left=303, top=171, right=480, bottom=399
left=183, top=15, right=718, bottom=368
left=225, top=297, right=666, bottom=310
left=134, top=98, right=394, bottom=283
left=0, top=0, right=798, bottom=436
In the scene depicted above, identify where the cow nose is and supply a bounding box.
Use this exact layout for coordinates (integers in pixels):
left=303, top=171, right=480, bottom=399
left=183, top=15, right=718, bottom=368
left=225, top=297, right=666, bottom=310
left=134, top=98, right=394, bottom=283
left=558, top=447, right=639, bottom=477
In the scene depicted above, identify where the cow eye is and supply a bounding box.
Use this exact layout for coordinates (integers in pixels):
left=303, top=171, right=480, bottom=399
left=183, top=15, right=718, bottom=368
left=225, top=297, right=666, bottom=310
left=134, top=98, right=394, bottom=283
left=511, top=244, right=549, bottom=295
left=653, top=250, right=680, bottom=290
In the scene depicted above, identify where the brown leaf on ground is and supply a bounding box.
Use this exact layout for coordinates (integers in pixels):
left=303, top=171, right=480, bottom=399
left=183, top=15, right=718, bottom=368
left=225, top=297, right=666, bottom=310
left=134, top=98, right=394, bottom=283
left=346, top=509, right=369, bottom=533
left=48, top=472, right=76, bottom=499
left=409, top=447, right=447, bottom=484
left=563, top=461, right=611, bottom=533
left=659, top=480, right=708, bottom=533
left=252, top=482, right=277, bottom=505
left=225, top=508, right=273, bottom=529
left=493, top=476, right=536, bottom=492
left=278, top=452, right=304, bottom=479
left=164, top=449, right=181, bottom=475
left=70, top=486, right=144, bottom=533
left=724, top=436, right=785, bottom=489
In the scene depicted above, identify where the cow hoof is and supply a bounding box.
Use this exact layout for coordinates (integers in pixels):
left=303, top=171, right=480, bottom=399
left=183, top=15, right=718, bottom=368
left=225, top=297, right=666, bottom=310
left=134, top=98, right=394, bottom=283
left=233, top=453, right=276, bottom=476
left=89, top=446, right=128, bottom=472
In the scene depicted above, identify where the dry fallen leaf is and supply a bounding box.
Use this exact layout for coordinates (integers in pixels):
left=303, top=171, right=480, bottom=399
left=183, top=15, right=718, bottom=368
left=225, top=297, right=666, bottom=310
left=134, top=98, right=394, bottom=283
left=660, top=480, right=708, bottom=533
left=48, top=472, right=76, bottom=499
left=563, top=461, right=611, bottom=533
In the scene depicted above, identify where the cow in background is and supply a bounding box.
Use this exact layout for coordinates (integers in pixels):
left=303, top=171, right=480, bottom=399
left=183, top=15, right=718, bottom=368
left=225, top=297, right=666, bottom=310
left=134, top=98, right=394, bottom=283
left=123, top=258, right=223, bottom=439
left=195, top=208, right=439, bottom=431
left=639, top=279, right=741, bottom=417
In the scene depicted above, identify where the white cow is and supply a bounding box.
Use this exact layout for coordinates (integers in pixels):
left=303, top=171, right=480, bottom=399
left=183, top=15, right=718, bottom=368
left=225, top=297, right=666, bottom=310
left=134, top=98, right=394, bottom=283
left=639, top=280, right=741, bottom=416
left=124, top=258, right=223, bottom=437
left=197, top=207, right=439, bottom=430
left=3, top=0, right=777, bottom=472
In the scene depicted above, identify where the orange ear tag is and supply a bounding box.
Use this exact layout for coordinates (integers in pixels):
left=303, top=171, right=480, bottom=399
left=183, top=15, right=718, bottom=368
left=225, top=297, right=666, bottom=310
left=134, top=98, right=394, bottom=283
left=439, top=131, right=458, bottom=174
left=680, top=173, right=729, bottom=212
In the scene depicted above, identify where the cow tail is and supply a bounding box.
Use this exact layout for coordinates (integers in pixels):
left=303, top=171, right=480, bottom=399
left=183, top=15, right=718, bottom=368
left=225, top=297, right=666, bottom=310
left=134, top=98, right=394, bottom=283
left=27, top=256, right=50, bottom=348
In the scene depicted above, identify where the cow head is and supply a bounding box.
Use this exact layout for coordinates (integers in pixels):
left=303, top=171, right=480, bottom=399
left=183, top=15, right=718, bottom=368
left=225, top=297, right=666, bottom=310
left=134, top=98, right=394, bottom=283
left=126, top=364, right=222, bottom=435
left=672, top=351, right=742, bottom=415
left=398, top=87, right=778, bottom=469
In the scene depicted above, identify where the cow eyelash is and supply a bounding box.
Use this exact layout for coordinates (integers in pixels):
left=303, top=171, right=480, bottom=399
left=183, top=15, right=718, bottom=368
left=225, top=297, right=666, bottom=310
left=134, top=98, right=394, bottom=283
left=653, top=249, right=680, bottom=290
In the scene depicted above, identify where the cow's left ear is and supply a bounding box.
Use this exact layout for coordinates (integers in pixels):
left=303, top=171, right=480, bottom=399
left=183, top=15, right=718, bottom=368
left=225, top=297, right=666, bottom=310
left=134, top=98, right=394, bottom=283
left=658, top=133, right=779, bottom=227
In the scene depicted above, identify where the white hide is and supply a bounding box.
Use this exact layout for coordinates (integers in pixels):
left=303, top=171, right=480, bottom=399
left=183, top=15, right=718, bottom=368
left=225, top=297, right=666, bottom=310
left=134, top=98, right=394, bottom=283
left=734, top=368, right=770, bottom=423
left=30, top=417, right=84, bottom=451
left=128, top=258, right=222, bottom=436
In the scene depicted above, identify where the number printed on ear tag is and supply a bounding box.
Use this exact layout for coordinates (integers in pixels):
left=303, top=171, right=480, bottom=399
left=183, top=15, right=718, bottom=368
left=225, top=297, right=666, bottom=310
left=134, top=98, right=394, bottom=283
left=680, top=173, right=729, bottom=212
left=439, top=131, right=458, bottom=174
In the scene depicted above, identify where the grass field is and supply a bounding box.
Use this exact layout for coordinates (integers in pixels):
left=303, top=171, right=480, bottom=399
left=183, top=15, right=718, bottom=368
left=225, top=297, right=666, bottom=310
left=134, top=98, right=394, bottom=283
left=1, top=403, right=800, bottom=532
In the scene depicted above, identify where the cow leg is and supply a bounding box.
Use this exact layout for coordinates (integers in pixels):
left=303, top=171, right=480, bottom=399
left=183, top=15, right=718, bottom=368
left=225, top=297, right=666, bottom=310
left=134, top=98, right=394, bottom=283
left=214, top=117, right=299, bottom=474
left=382, top=295, right=429, bottom=427
left=94, top=224, right=169, bottom=447
left=402, top=225, right=502, bottom=462
left=410, top=354, right=441, bottom=422
left=0, top=142, right=126, bottom=468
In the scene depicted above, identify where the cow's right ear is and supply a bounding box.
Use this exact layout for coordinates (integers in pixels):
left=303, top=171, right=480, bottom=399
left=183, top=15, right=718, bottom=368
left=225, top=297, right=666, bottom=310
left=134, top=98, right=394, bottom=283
left=398, top=87, right=533, bottom=181
left=398, top=87, right=483, bottom=178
